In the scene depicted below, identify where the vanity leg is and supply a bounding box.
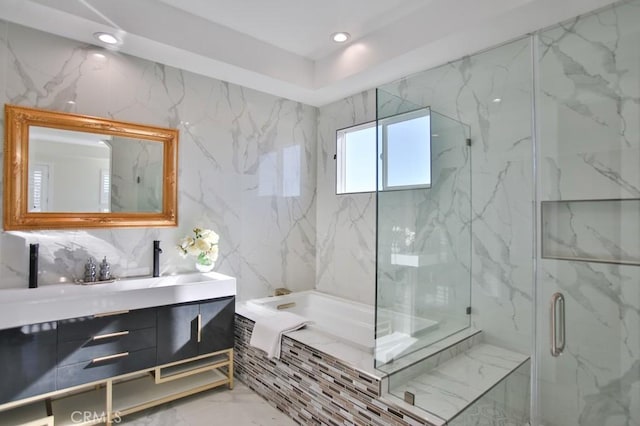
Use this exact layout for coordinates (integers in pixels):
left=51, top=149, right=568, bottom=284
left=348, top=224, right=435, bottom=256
left=106, top=380, right=113, bottom=426
left=228, top=349, right=234, bottom=390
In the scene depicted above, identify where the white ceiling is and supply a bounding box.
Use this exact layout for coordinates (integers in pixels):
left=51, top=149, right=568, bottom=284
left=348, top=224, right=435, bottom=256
left=0, top=0, right=617, bottom=107
left=158, top=0, right=430, bottom=60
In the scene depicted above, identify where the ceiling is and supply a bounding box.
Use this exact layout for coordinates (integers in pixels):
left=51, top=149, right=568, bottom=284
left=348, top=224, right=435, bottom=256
left=1, top=0, right=617, bottom=107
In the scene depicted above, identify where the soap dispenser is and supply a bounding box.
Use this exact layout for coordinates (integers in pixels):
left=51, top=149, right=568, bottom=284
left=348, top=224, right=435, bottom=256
left=84, top=257, right=97, bottom=283
left=99, top=256, right=111, bottom=281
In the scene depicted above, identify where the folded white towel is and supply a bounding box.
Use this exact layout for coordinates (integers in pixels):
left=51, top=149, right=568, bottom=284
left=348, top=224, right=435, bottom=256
left=249, top=311, right=310, bottom=359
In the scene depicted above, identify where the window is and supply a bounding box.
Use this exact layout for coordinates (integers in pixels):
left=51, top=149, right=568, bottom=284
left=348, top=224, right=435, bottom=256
left=29, top=163, right=50, bottom=212
left=336, top=107, right=431, bottom=194
left=336, top=121, right=380, bottom=194
left=99, top=168, right=111, bottom=212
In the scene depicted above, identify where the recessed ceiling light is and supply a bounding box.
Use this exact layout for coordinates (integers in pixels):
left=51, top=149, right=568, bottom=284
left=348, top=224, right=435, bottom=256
left=94, top=32, right=119, bottom=45
left=331, top=32, right=350, bottom=43
left=492, top=98, right=502, bottom=103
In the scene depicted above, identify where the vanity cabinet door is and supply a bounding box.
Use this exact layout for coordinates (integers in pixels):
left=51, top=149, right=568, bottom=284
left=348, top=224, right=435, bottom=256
left=156, top=303, right=199, bottom=365
left=156, top=297, right=235, bottom=365
left=198, top=296, right=235, bottom=355
left=0, top=322, right=57, bottom=405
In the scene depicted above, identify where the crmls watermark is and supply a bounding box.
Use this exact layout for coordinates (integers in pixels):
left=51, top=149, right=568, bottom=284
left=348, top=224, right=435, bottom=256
left=71, top=411, right=122, bottom=424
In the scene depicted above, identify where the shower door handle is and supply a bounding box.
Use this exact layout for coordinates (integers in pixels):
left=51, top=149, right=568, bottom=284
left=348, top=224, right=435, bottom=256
left=550, top=292, right=565, bottom=357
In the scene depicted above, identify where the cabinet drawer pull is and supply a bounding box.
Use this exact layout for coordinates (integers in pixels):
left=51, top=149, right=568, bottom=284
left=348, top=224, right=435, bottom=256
left=91, top=352, right=129, bottom=364
left=92, top=330, right=130, bottom=341
left=197, top=314, right=202, bottom=343
left=93, top=309, right=130, bottom=318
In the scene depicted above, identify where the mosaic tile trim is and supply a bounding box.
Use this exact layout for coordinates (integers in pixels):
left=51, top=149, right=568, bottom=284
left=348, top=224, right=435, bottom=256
left=234, top=314, right=436, bottom=426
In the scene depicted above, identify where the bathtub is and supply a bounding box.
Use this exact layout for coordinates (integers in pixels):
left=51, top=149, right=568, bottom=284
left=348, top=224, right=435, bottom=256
left=246, top=290, right=375, bottom=352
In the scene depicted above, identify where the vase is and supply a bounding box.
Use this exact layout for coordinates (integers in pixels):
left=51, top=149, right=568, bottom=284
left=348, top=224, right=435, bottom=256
left=195, top=261, right=215, bottom=272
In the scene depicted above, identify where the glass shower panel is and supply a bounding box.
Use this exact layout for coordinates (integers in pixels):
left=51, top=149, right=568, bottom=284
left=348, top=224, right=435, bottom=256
left=535, top=1, right=640, bottom=425
left=375, top=90, right=471, bottom=367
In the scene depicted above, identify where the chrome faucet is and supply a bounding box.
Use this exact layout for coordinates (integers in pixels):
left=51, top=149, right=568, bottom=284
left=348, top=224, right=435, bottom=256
left=153, top=240, right=162, bottom=277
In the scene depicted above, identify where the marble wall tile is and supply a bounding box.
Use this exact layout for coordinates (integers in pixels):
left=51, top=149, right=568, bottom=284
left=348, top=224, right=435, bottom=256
left=537, top=1, right=640, bottom=424
left=0, top=22, right=317, bottom=301
left=315, top=91, right=377, bottom=305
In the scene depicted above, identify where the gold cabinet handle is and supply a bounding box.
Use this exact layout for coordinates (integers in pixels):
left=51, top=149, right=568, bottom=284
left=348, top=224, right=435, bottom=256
left=197, top=314, right=202, bottom=343
left=91, top=352, right=129, bottom=364
left=92, top=330, right=130, bottom=341
left=94, top=309, right=130, bottom=318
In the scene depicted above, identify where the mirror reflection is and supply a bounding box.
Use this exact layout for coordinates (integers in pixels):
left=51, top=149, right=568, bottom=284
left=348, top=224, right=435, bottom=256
left=28, top=127, right=164, bottom=213
left=4, top=104, right=178, bottom=230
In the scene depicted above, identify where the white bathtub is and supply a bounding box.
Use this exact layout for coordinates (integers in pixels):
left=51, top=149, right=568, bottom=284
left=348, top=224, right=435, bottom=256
left=247, top=290, right=375, bottom=352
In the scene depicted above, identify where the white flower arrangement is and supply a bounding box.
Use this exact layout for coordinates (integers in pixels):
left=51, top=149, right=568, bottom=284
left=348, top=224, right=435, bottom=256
left=177, top=227, right=220, bottom=266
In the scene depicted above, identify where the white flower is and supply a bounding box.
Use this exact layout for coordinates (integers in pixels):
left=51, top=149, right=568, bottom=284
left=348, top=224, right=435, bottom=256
left=200, top=229, right=219, bottom=243
left=209, top=245, right=219, bottom=262
left=179, top=236, right=194, bottom=249
left=177, top=227, right=220, bottom=263
left=195, top=238, right=210, bottom=252
left=186, top=243, right=200, bottom=255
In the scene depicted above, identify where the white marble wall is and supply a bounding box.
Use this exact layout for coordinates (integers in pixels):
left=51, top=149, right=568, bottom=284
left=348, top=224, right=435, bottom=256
left=315, top=91, right=377, bottom=305
left=537, top=1, right=640, bottom=425
left=0, top=22, right=317, bottom=301
left=377, top=37, right=535, bottom=355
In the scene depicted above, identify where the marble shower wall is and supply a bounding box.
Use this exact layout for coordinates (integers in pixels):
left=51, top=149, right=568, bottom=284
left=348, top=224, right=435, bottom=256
left=0, top=21, right=317, bottom=300
left=377, top=37, right=535, bottom=354
left=536, top=1, right=640, bottom=425
left=315, top=91, right=377, bottom=305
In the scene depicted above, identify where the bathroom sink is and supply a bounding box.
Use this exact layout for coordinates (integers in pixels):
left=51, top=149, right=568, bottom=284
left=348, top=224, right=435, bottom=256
left=121, top=272, right=220, bottom=288
left=0, top=271, right=236, bottom=330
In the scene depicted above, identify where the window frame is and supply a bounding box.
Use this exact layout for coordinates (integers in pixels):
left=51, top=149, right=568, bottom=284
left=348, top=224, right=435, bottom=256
left=335, top=106, right=432, bottom=195
left=379, top=107, right=432, bottom=192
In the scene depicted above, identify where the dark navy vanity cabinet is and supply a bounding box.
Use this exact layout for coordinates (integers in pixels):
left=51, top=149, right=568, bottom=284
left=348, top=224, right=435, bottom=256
left=0, top=322, right=57, bottom=404
left=156, top=296, right=235, bottom=365
left=0, top=297, right=235, bottom=406
left=56, top=308, right=158, bottom=389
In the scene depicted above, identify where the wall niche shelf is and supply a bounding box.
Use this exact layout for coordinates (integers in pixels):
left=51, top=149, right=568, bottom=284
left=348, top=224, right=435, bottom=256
left=541, top=198, right=640, bottom=266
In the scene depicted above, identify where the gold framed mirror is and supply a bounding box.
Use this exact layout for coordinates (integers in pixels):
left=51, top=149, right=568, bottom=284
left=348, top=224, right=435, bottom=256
left=4, top=105, right=178, bottom=230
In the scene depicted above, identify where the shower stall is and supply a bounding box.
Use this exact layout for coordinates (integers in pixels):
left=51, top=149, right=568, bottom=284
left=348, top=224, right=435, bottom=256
left=374, top=1, right=640, bottom=425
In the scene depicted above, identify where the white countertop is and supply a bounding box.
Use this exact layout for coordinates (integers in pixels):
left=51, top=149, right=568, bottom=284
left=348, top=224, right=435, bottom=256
left=0, top=271, right=236, bottom=330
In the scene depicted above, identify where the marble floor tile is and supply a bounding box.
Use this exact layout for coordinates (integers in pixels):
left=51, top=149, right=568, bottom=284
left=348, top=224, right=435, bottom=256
left=120, top=381, right=296, bottom=425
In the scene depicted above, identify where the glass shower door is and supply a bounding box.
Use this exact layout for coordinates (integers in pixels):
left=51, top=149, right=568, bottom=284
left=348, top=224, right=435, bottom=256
left=535, top=2, right=640, bottom=425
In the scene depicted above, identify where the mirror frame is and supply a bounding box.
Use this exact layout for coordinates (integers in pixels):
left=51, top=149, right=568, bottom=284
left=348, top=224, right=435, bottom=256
left=4, top=104, right=178, bottom=230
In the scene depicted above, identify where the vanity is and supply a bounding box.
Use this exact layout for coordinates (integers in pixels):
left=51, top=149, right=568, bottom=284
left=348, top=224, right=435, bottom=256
left=0, top=105, right=235, bottom=425
left=0, top=272, right=236, bottom=426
